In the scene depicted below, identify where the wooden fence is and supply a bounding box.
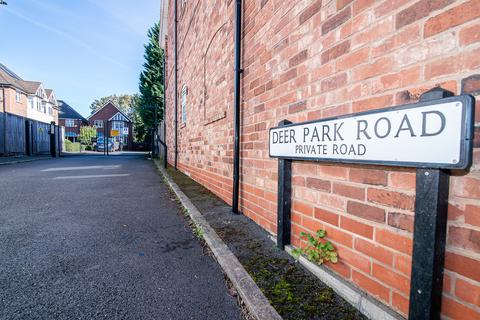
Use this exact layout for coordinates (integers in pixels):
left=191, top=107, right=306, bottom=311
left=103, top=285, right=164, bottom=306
left=0, top=112, right=62, bottom=156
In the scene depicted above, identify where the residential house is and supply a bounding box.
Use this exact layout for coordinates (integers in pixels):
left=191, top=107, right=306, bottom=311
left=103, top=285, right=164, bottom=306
left=24, top=82, right=58, bottom=124
left=88, top=101, right=133, bottom=150
left=45, top=89, right=59, bottom=123
left=0, top=63, right=58, bottom=124
left=0, top=63, right=28, bottom=117
left=58, top=100, right=88, bottom=142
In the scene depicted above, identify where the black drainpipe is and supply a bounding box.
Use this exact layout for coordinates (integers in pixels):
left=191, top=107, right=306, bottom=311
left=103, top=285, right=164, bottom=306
left=163, top=50, right=167, bottom=168
left=1, top=86, right=6, bottom=155
left=232, top=0, right=242, bottom=214
left=174, top=0, right=178, bottom=170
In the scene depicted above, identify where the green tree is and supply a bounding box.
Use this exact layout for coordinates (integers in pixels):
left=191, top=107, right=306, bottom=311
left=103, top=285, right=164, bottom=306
left=87, top=23, right=164, bottom=145
left=79, top=126, right=97, bottom=145
left=89, top=94, right=135, bottom=116
left=130, top=94, right=148, bottom=142
left=138, top=22, right=164, bottom=130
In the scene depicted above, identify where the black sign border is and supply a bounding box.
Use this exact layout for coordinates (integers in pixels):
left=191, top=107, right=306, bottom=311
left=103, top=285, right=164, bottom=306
left=269, top=94, right=475, bottom=170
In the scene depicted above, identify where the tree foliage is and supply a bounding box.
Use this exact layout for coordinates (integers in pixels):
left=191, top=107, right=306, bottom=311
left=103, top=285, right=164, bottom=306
left=89, top=94, right=135, bottom=116
left=129, top=94, right=149, bottom=142
left=87, top=22, right=164, bottom=145
left=138, top=22, right=164, bottom=130
left=79, top=126, right=97, bottom=145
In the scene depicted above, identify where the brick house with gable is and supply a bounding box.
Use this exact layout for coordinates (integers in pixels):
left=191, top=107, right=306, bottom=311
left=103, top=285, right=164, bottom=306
left=87, top=101, right=133, bottom=150
left=0, top=63, right=59, bottom=124
left=161, top=0, right=480, bottom=318
left=58, top=100, right=88, bottom=142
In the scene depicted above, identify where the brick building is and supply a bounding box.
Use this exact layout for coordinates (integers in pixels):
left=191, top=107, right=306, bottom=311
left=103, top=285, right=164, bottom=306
left=0, top=63, right=59, bottom=124
left=87, top=101, right=133, bottom=150
left=161, top=1, right=480, bottom=318
left=58, top=100, right=88, bottom=142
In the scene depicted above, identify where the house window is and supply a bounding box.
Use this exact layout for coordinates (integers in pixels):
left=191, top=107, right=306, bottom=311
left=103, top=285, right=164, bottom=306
left=181, top=84, right=187, bottom=124
left=65, top=119, right=75, bottom=127
left=180, top=0, right=188, bottom=18
left=112, top=121, right=123, bottom=130
left=48, top=107, right=53, bottom=115
left=0, top=90, right=3, bottom=101
left=36, top=100, right=41, bottom=111
left=15, top=90, right=21, bottom=103
left=41, top=101, right=47, bottom=113
left=94, top=120, right=103, bottom=128
left=28, top=97, right=34, bottom=109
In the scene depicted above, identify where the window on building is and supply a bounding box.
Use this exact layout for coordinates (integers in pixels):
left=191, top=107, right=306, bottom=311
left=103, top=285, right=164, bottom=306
left=28, top=97, right=34, bottom=109
left=65, top=119, right=75, bottom=127
left=181, top=85, right=187, bottom=124
left=112, top=121, right=123, bottom=130
left=41, top=101, right=47, bottom=113
left=15, top=90, right=21, bottom=103
left=94, top=120, right=103, bottom=128
left=180, top=0, right=188, bottom=18
left=36, top=100, right=41, bottom=111
left=48, top=107, right=53, bottom=115
left=0, top=90, right=3, bottom=101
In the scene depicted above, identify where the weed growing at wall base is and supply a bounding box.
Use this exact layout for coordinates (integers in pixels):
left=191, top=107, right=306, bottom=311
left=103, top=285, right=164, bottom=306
left=292, top=230, right=338, bottom=265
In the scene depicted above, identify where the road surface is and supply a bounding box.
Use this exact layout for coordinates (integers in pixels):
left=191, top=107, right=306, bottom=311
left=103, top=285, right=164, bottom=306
left=0, top=154, right=241, bottom=320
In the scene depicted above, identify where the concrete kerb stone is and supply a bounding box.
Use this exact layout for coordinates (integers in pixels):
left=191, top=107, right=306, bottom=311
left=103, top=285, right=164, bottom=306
left=153, top=160, right=282, bottom=320
left=0, top=156, right=51, bottom=166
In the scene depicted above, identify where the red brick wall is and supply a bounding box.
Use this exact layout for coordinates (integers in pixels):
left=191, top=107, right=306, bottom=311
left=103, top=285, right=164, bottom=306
left=164, top=0, right=480, bottom=317
left=165, top=0, right=236, bottom=201
left=58, top=119, right=85, bottom=136
left=89, top=102, right=123, bottom=123
left=3, top=87, right=28, bottom=117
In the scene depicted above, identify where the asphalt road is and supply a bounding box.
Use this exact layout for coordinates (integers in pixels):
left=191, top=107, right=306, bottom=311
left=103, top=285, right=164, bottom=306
left=0, top=154, right=241, bottom=320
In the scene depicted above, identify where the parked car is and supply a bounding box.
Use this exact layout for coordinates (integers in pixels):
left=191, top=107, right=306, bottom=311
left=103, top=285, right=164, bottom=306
left=94, top=137, right=116, bottom=152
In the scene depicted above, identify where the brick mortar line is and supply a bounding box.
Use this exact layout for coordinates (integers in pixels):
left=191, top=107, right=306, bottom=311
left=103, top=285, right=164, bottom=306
left=174, top=164, right=418, bottom=230
left=445, top=246, right=480, bottom=261
left=245, top=42, right=480, bottom=107
left=153, top=159, right=282, bottom=320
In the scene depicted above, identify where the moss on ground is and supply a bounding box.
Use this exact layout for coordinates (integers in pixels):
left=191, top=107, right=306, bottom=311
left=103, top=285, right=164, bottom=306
left=242, top=255, right=359, bottom=319
left=165, top=167, right=365, bottom=320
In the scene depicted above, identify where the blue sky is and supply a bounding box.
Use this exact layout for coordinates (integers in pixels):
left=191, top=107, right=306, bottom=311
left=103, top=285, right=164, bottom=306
left=0, top=0, right=160, bottom=117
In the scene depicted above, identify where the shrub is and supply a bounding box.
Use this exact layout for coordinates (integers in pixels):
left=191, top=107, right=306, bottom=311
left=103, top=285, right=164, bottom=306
left=64, top=140, right=81, bottom=152
left=64, top=139, right=72, bottom=151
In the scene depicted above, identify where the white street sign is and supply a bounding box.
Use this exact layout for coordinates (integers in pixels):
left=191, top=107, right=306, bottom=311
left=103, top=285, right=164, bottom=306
left=269, top=96, right=474, bottom=169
